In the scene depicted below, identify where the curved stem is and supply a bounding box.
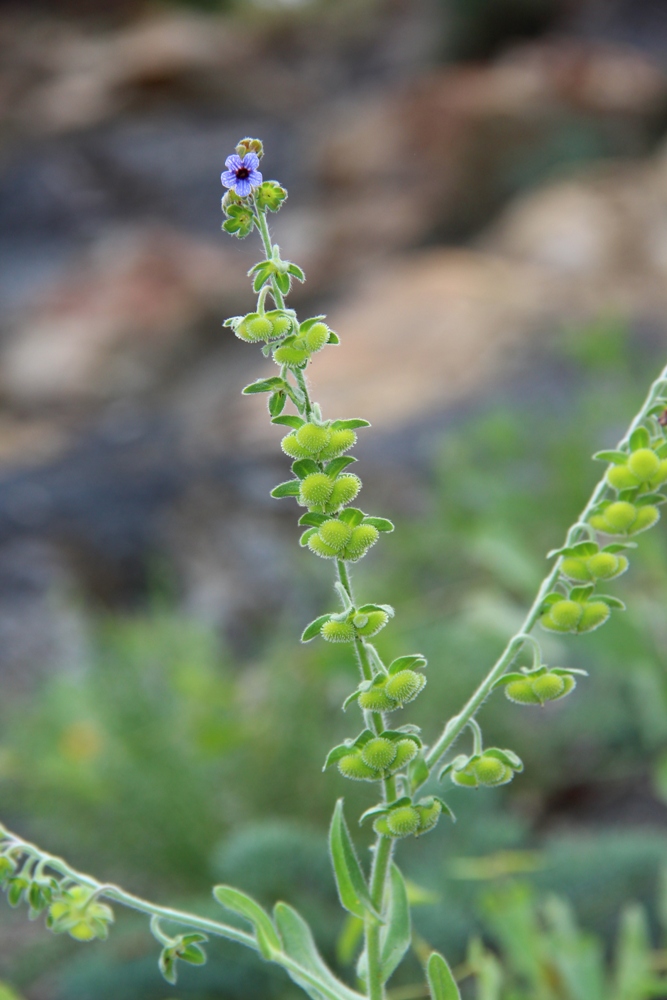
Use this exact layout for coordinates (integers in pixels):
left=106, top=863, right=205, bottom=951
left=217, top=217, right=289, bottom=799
left=425, top=361, right=667, bottom=772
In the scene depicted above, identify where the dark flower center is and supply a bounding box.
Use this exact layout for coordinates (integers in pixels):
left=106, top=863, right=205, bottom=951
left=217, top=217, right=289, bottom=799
left=235, top=166, right=250, bottom=180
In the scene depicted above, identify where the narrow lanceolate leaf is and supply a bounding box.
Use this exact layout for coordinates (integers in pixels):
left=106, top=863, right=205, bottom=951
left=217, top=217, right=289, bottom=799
left=301, top=614, right=332, bottom=642
left=272, top=414, right=305, bottom=429
left=362, top=517, right=395, bottom=532
left=271, top=480, right=302, bottom=498
left=427, top=951, right=461, bottom=1000
left=592, top=450, right=628, bottom=464
left=274, top=902, right=364, bottom=1000
left=380, top=865, right=411, bottom=983
left=243, top=377, right=285, bottom=394
left=329, top=800, right=381, bottom=920
left=630, top=427, right=650, bottom=451
left=331, top=419, right=371, bottom=430
left=213, top=886, right=281, bottom=960
left=388, top=654, right=427, bottom=674
left=324, top=456, right=357, bottom=477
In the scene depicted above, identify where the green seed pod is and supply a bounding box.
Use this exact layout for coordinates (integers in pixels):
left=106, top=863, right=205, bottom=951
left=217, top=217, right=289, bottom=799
left=338, top=754, right=378, bottom=781
left=586, top=552, right=625, bottom=579
left=628, top=448, right=661, bottom=481
left=390, top=739, right=418, bottom=771
left=385, top=669, right=426, bottom=705
left=361, top=738, right=397, bottom=771
left=560, top=557, right=591, bottom=582
left=308, top=535, right=339, bottom=559
left=299, top=473, right=334, bottom=507
left=325, top=475, right=361, bottom=512
left=273, top=342, right=310, bottom=366
left=296, top=423, right=330, bottom=455
left=386, top=806, right=420, bottom=838
left=451, top=768, right=479, bottom=787
left=244, top=313, right=274, bottom=341
left=592, top=501, right=638, bottom=534
left=373, top=817, right=392, bottom=837
left=542, top=599, right=583, bottom=632
left=266, top=310, right=293, bottom=339
left=416, top=798, right=442, bottom=835
left=649, top=459, right=667, bottom=488
left=321, top=619, right=356, bottom=642
left=473, top=756, right=512, bottom=786
left=354, top=610, right=388, bottom=637
left=505, top=678, right=541, bottom=705
left=606, top=465, right=639, bottom=491
left=319, top=519, right=353, bottom=552
left=358, top=684, right=396, bottom=712
left=631, top=505, right=659, bottom=534
left=320, top=429, right=356, bottom=460
left=281, top=433, right=311, bottom=460
left=303, top=322, right=329, bottom=353
left=530, top=673, right=565, bottom=702
left=344, top=524, right=380, bottom=561
left=576, top=600, right=610, bottom=632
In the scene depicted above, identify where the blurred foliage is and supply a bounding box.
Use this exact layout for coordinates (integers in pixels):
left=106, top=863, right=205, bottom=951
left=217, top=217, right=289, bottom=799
left=3, top=320, right=667, bottom=997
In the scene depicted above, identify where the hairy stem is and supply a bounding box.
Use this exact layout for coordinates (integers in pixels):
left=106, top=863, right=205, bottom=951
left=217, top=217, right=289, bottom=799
left=425, top=363, right=667, bottom=772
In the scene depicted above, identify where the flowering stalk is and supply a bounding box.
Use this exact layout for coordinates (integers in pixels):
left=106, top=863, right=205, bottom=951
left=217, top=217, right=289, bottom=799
left=1, top=138, right=667, bottom=1000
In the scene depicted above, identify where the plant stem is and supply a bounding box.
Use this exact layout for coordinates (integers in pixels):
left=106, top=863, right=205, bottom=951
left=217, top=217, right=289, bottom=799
left=425, top=363, right=667, bottom=772
left=365, top=835, right=393, bottom=1000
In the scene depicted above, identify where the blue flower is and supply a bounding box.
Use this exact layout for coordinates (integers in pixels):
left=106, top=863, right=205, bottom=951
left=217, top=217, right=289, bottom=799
left=221, top=153, right=263, bottom=198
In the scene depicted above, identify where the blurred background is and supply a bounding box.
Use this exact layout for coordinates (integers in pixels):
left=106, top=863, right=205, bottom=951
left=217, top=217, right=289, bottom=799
left=4, top=0, right=667, bottom=997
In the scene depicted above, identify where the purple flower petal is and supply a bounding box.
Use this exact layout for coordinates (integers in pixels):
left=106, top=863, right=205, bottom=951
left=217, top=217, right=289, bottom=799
left=248, top=169, right=263, bottom=187
left=242, top=152, right=260, bottom=171
left=235, top=178, right=252, bottom=198
left=221, top=170, right=237, bottom=189
left=225, top=154, right=243, bottom=171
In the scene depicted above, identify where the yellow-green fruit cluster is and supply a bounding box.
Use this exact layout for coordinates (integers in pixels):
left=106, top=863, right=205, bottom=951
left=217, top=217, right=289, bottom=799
left=357, top=670, right=426, bottom=711
left=321, top=608, right=389, bottom=643
left=48, top=886, right=114, bottom=942
left=451, top=754, right=516, bottom=788
left=298, top=472, right=361, bottom=512
left=309, top=520, right=379, bottom=562
left=373, top=798, right=442, bottom=839
left=273, top=322, right=330, bottom=366
left=540, top=598, right=609, bottom=633
left=282, top=424, right=357, bottom=462
left=337, top=738, right=417, bottom=782
left=589, top=501, right=658, bottom=536
left=505, top=671, right=575, bottom=706
left=235, top=310, right=293, bottom=342
left=560, top=552, right=628, bottom=582
left=606, top=449, right=667, bottom=491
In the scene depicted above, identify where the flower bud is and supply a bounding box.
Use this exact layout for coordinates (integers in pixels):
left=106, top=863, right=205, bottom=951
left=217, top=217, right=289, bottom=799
left=416, top=797, right=442, bottom=835
left=338, top=753, right=377, bottom=781
left=473, top=756, right=512, bottom=786
left=354, top=610, right=388, bottom=637
left=48, top=886, right=114, bottom=942
left=385, top=670, right=426, bottom=705
left=319, top=520, right=353, bottom=552
left=325, top=475, right=361, bottom=512
left=321, top=619, right=356, bottom=642
left=628, top=448, right=661, bottom=481
left=299, top=473, right=334, bottom=507
left=541, top=599, right=582, bottom=632
left=296, top=424, right=330, bottom=455
left=320, top=429, right=356, bottom=460
left=391, top=739, right=418, bottom=771
left=358, top=684, right=395, bottom=712
left=576, top=600, right=610, bottom=632
left=303, top=322, right=329, bottom=353
left=344, top=524, right=379, bottom=561
left=361, top=738, right=397, bottom=771
left=386, top=806, right=420, bottom=838
left=236, top=137, right=264, bottom=158
left=607, top=465, right=639, bottom=491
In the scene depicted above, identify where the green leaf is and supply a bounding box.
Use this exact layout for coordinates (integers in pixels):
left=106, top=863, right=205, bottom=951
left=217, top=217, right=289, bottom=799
left=388, top=654, right=427, bottom=674
left=408, top=753, right=430, bottom=792
left=272, top=414, right=305, bottom=428
left=595, top=594, right=626, bottom=610
left=243, top=377, right=285, bottom=394
left=292, top=459, right=321, bottom=478
left=427, top=951, right=461, bottom=1000
left=357, top=603, right=395, bottom=617
left=342, top=689, right=361, bottom=711
left=331, top=419, right=371, bottom=430
left=568, top=541, right=599, bottom=557
left=327, top=332, right=340, bottom=345
left=636, top=492, right=667, bottom=505
left=301, top=614, right=332, bottom=642
left=323, top=743, right=355, bottom=770
left=275, top=271, right=291, bottom=295
left=592, top=450, right=628, bottom=465
left=569, top=585, right=595, bottom=602
left=268, top=391, right=287, bottom=417
left=362, top=517, right=395, bottom=532
left=180, top=944, right=207, bottom=965
left=299, top=512, right=329, bottom=527
left=299, top=316, right=326, bottom=333
left=339, top=508, right=365, bottom=527
left=213, top=885, right=281, bottom=960
left=380, top=865, right=411, bottom=983
left=359, top=798, right=410, bottom=825
left=329, top=800, right=381, bottom=920
left=287, top=263, right=306, bottom=282
left=300, top=528, right=318, bottom=547
left=271, top=480, right=301, bottom=498
left=630, top=427, right=650, bottom=451
left=324, top=457, right=357, bottom=477
left=274, top=902, right=364, bottom=1000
